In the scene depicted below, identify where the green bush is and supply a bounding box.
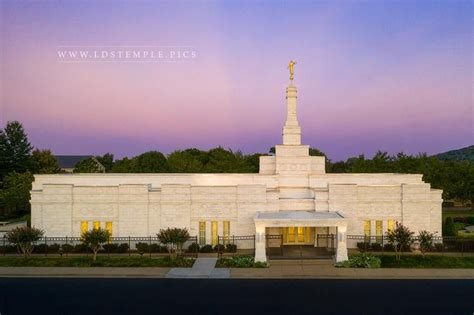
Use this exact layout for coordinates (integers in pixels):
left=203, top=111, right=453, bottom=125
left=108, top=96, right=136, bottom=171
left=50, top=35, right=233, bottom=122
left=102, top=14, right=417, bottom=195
left=467, top=217, right=474, bottom=225
left=443, top=217, right=457, bottom=236
left=434, top=243, right=444, bottom=252
left=356, top=242, right=369, bottom=251
left=0, top=245, right=18, bottom=253
left=135, top=242, right=149, bottom=254
left=337, top=253, right=381, bottom=268
left=225, top=243, right=237, bottom=252
left=102, top=243, right=118, bottom=253
left=199, top=245, right=213, bottom=253
left=383, top=244, right=395, bottom=251
left=370, top=243, right=382, bottom=251
left=61, top=244, right=74, bottom=253
left=214, top=244, right=225, bottom=252
left=217, top=256, right=267, bottom=268
left=117, top=243, right=129, bottom=253
left=74, top=243, right=89, bottom=253
left=187, top=242, right=199, bottom=252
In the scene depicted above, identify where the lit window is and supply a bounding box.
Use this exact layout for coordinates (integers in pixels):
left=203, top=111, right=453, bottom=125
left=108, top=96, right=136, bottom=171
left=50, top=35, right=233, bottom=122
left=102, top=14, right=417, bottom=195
left=364, top=220, right=371, bottom=237
left=211, top=221, right=218, bottom=246
left=93, top=221, right=100, bottom=230
left=199, top=222, right=206, bottom=245
left=106, top=222, right=113, bottom=236
left=387, top=220, right=395, bottom=232
left=81, top=221, right=88, bottom=234
left=364, top=220, right=371, bottom=243
left=376, top=220, right=383, bottom=243
left=223, top=221, right=230, bottom=245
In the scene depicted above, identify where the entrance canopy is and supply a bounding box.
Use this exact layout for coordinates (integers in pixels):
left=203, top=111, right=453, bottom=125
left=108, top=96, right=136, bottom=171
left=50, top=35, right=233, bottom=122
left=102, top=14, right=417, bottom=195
left=253, top=211, right=349, bottom=263
left=254, top=211, right=347, bottom=228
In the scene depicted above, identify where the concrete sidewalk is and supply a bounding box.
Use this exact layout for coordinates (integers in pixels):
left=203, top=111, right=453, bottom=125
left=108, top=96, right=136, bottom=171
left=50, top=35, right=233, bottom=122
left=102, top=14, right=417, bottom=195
left=0, top=260, right=473, bottom=279
left=166, top=258, right=230, bottom=278
left=0, top=267, right=170, bottom=278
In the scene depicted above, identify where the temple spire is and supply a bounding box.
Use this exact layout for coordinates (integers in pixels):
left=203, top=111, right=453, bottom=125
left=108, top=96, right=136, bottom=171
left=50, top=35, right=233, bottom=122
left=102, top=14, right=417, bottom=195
left=282, top=64, right=301, bottom=145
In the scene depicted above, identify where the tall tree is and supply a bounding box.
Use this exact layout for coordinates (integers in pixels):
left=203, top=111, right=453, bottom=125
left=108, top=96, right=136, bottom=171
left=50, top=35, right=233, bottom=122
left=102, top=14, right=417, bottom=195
left=132, top=151, right=169, bottom=173
left=0, top=172, right=34, bottom=215
left=111, top=157, right=135, bottom=173
left=95, top=153, right=114, bottom=172
left=0, top=121, right=33, bottom=180
left=168, top=149, right=205, bottom=173
left=73, top=158, right=104, bottom=173
left=30, top=149, right=60, bottom=174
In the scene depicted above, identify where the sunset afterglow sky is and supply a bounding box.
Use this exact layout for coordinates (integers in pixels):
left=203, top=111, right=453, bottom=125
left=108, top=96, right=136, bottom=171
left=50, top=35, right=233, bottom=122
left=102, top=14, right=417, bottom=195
left=0, top=1, right=472, bottom=161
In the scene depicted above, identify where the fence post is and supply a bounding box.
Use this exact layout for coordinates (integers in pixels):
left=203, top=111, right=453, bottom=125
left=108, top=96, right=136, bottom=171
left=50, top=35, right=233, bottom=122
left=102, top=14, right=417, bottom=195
left=149, top=236, right=152, bottom=258
left=253, top=235, right=256, bottom=258
left=44, top=236, right=47, bottom=257
left=128, top=236, right=131, bottom=257
left=65, top=236, right=68, bottom=257
left=232, top=235, right=235, bottom=258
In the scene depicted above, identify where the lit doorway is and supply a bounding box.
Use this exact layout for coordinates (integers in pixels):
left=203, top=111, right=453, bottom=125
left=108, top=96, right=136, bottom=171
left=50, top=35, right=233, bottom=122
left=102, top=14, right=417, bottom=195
left=282, top=227, right=313, bottom=244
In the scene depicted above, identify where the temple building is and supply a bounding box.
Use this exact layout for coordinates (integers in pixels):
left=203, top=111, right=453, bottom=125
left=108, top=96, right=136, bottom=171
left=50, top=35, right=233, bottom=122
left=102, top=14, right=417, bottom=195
left=30, top=76, right=442, bottom=263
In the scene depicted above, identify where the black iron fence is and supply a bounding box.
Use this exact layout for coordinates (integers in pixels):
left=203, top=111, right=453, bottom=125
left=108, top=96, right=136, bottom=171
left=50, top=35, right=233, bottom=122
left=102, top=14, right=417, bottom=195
left=348, top=235, right=474, bottom=255
left=1, top=234, right=473, bottom=257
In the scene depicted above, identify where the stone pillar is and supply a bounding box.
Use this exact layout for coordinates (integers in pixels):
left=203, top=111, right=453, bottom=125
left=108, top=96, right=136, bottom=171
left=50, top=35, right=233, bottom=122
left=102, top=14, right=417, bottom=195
left=282, top=84, right=301, bottom=145
left=335, top=225, right=348, bottom=263
left=254, top=223, right=267, bottom=263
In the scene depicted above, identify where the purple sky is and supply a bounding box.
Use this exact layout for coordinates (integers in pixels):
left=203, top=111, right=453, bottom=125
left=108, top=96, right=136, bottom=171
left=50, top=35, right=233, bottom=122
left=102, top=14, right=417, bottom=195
left=0, top=1, right=472, bottom=161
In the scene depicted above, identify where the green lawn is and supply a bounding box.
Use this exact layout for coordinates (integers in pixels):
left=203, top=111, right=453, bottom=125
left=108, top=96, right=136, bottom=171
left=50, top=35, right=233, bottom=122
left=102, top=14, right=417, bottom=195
left=0, top=214, right=30, bottom=224
left=442, top=209, right=474, bottom=221
left=378, top=255, right=474, bottom=268
left=0, top=256, right=194, bottom=267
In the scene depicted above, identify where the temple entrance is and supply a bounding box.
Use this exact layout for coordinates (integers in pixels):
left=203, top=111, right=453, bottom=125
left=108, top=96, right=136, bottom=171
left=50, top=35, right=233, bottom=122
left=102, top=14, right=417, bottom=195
left=282, top=227, right=313, bottom=244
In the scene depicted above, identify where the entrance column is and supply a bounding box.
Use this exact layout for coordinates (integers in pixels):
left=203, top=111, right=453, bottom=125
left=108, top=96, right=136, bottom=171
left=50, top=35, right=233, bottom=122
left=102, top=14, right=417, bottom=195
left=335, top=224, right=348, bottom=262
left=254, top=223, right=267, bottom=263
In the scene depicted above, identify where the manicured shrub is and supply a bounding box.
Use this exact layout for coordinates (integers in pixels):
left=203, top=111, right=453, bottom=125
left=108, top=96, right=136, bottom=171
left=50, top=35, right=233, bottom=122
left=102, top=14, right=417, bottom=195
left=48, top=243, right=60, bottom=253
left=74, top=243, right=89, bottom=253
left=214, top=244, right=225, bottom=252
left=370, top=243, right=382, bottom=251
left=217, top=256, right=259, bottom=268
left=356, top=242, right=370, bottom=251
left=135, top=242, right=149, bottom=255
left=117, top=243, right=129, bottom=253
left=443, top=217, right=457, bottom=236
left=225, top=243, right=237, bottom=252
left=337, top=253, right=381, bottom=268
left=102, top=243, right=118, bottom=253
left=61, top=244, right=74, bottom=253
left=0, top=245, right=18, bottom=253
left=434, top=243, right=444, bottom=252
left=452, top=216, right=467, bottom=223
left=383, top=244, right=395, bottom=251
left=467, top=217, right=474, bottom=225
left=34, top=243, right=48, bottom=253
left=199, top=244, right=213, bottom=253
left=149, top=243, right=162, bottom=253
left=187, top=242, right=200, bottom=253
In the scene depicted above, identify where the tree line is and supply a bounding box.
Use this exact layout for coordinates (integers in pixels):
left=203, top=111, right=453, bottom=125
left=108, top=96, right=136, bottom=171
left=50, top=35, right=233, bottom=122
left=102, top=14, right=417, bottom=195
left=1, top=121, right=473, bottom=218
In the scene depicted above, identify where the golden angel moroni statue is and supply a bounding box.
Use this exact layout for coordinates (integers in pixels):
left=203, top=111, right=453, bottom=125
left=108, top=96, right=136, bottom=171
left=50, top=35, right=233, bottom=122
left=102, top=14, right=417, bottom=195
left=288, top=60, right=297, bottom=81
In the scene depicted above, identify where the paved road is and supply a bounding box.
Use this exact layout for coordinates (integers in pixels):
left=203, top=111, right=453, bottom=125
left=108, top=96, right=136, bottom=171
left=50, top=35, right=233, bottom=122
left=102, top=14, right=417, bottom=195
left=0, top=278, right=473, bottom=314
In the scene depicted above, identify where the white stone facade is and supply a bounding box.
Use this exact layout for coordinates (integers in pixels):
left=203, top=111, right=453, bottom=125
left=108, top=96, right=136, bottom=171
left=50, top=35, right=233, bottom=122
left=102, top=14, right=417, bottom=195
left=30, top=83, right=442, bottom=262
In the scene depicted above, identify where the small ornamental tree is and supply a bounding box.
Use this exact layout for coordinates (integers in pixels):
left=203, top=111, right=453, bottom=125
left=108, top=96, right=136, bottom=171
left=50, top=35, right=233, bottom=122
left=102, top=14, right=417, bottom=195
left=157, top=228, right=190, bottom=258
left=386, top=222, right=414, bottom=261
left=81, top=228, right=110, bottom=261
left=418, top=230, right=435, bottom=258
left=6, top=226, right=44, bottom=258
